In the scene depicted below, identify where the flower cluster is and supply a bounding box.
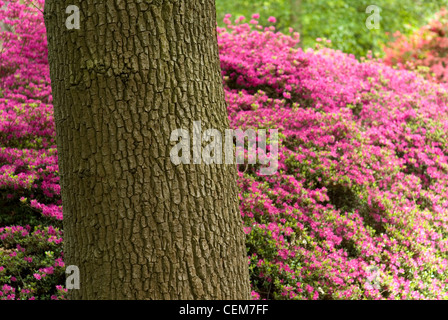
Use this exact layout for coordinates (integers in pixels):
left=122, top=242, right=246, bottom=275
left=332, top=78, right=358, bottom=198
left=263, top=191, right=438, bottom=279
left=0, top=0, right=65, bottom=299
left=384, top=8, right=448, bottom=83
left=0, top=225, right=65, bottom=300
left=220, top=15, right=448, bottom=299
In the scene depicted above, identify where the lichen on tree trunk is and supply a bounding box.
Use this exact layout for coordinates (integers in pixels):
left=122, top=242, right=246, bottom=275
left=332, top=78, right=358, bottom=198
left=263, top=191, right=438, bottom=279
left=44, top=0, right=251, bottom=300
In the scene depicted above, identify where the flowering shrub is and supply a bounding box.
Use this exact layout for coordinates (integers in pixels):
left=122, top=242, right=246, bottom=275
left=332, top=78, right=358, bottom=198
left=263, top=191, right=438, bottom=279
left=216, top=1, right=448, bottom=59
left=383, top=8, right=448, bottom=83
left=1, top=2, right=448, bottom=300
left=0, top=0, right=64, bottom=299
left=220, top=15, right=448, bottom=299
left=0, top=225, right=66, bottom=300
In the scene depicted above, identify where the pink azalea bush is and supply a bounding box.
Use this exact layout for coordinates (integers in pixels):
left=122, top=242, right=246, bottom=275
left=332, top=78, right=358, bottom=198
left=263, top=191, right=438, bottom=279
left=1, top=1, right=448, bottom=299
left=219, top=16, right=448, bottom=299
left=0, top=225, right=66, bottom=300
left=0, top=0, right=64, bottom=299
left=383, top=8, right=448, bottom=83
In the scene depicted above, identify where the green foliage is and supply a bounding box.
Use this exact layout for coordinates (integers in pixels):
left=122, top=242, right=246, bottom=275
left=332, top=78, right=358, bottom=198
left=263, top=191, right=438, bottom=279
left=0, top=225, right=66, bottom=300
left=216, top=0, right=448, bottom=58
left=0, top=193, right=55, bottom=229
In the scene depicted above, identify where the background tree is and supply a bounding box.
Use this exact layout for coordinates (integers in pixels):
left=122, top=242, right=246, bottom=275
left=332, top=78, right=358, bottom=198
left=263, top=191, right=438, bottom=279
left=44, top=0, right=251, bottom=299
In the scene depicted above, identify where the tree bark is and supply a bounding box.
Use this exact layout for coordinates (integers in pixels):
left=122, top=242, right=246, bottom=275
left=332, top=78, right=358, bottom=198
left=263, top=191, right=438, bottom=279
left=44, top=0, right=251, bottom=300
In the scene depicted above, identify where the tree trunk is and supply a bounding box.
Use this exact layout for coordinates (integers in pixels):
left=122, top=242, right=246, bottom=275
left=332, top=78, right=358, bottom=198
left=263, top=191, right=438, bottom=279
left=44, top=0, right=251, bottom=300
left=290, top=0, right=302, bottom=46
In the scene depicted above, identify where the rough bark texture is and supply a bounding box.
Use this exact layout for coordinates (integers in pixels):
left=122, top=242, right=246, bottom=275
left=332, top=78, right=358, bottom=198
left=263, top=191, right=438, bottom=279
left=44, top=0, right=251, bottom=300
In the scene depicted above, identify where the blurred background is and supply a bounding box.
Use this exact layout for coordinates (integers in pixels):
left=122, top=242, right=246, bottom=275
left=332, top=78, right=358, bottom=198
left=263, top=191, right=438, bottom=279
left=216, top=0, right=448, bottom=58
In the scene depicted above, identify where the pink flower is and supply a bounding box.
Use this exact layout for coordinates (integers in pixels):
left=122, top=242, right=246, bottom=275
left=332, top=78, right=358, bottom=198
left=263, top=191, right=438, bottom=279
left=283, top=92, right=291, bottom=99
left=268, top=16, right=277, bottom=23
left=251, top=291, right=261, bottom=300
left=236, top=16, right=245, bottom=23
